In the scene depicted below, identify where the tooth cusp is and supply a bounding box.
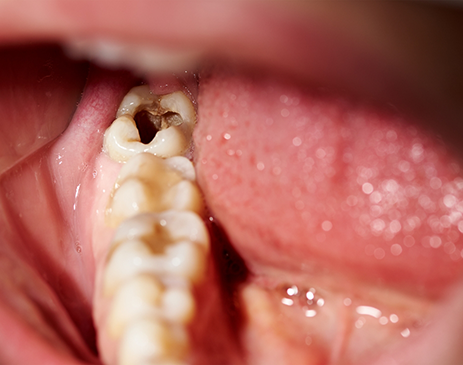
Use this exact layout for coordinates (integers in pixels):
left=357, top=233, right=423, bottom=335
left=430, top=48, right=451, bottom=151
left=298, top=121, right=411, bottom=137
left=118, top=318, right=189, bottom=365
left=106, top=153, right=204, bottom=227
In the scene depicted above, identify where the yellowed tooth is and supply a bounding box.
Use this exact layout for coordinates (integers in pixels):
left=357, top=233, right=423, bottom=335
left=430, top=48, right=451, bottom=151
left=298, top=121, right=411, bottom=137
left=106, top=275, right=195, bottom=340
left=161, top=287, right=195, bottom=324
left=118, top=318, right=188, bottom=365
left=103, top=237, right=207, bottom=296
left=106, top=153, right=204, bottom=227
left=111, top=211, right=210, bottom=252
left=107, top=274, right=164, bottom=339
left=103, top=85, right=196, bottom=162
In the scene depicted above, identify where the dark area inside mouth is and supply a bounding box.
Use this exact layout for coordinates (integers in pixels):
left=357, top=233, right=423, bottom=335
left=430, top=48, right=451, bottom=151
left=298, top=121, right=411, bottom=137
left=209, top=219, right=249, bottom=341
left=134, top=110, right=160, bottom=144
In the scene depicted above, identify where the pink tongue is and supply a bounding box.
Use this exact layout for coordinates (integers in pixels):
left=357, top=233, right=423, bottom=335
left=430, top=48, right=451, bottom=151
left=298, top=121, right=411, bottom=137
left=194, top=66, right=463, bottom=296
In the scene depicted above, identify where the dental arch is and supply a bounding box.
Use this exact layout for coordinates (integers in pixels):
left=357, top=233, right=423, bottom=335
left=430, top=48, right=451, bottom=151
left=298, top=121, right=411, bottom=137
left=97, top=85, right=205, bottom=365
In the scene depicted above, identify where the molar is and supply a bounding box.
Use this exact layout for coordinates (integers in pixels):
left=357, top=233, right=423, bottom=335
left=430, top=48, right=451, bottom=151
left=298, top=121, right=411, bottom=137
left=103, top=210, right=209, bottom=296
left=106, top=274, right=195, bottom=339
left=103, top=85, right=196, bottom=162
left=118, top=317, right=189, bottom=365
left=106, top=153, right=204, bottom=227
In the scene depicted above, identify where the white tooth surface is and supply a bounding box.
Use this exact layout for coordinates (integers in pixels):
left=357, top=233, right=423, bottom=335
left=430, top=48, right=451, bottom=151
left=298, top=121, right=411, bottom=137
left=115, top=153, right=182, bottom=187
left=164, top=156, right=196, bottom=181
left=116, top=85, right=157, bottom=118
left=163, top=241, right=207, bottom=283
left=118, top=318, right=188, bottom=365
left=164, top=180, right=203, bottom=215
left=107, top=275, right=163, bottom=338
left=104, top=119, right=188, bottom=162
left=161, top=287, right=195, bottom=324
left=156, top=211, right=209, bottom=249
left=66, top=38, right=200, bottom=74
left=103, top=239, right=152, bottom=296
left=106, top=154, right=204, bottom=227
left=112, top=213, right=159, bottom=244
left=108, top=179, right=155, bottom=224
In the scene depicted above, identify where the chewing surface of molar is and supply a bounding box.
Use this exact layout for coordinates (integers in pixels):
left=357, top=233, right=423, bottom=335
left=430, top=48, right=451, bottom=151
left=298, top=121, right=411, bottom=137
left=106, top=153, right=204, bottom=227
left=118, top=317, right=189, bottom=365
left=103, top=85, right=196, bottom=162
left=106, top=274, right=195, bottom=339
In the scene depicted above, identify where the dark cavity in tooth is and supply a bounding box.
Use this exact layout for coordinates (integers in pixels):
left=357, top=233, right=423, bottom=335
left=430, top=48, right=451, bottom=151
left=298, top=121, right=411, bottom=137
left=133, top=109, right=183, bottom=144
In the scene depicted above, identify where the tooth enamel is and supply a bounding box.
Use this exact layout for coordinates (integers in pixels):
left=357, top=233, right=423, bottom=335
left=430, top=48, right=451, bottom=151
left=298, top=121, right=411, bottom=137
left=164, top=156, right=197, bottom=181
left=103, top=86, right=196, bottom=162
left=107, top=274, right=164, bottom=338
left=104, top=116, right=188, bottom=162
left=104, top=238, right=207, bottom=296
left=161, top=287, right=195, bottom=324
left=66, top=38, right=200, bottom=74
left=112, top=211, right=209, bottom=251
left=116, top=85, right=157, bottom=118
left=118, top=318, right=188, bottom=365
left=106, top=274, right=195, bottom=339
left=106, top=153, right=203, bottom=227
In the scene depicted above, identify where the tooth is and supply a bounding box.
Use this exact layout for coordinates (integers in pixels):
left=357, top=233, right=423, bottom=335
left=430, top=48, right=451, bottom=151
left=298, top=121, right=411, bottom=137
left=103, top=86, right=196, bottom=162
left=106, top=153, right=203, bottom=227
left=106, top=274, right=164, bottom=338
left=164, top=156, right=197, bottom=181
left=116, top=85, right=158, bottom=118
left=66, top=37, right=200, bottom=74
left=107, top=275, right=196, bottom=339
left=104, top=116, right=188, bottom=162
left=112, top=211, right=210, bottom=251
left=103, top=238, right=207, bottom=296
left=103, top=211, right=209, bottom=296
left=103, top=239, right=152, bottom=296
left=118, top=318, right=188, bottom=365
left=161, top=287, right=195, bottom=324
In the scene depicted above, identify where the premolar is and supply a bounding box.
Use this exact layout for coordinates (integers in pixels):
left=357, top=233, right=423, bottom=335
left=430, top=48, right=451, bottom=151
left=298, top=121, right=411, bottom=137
left=103, top=85, right=196, bottom=162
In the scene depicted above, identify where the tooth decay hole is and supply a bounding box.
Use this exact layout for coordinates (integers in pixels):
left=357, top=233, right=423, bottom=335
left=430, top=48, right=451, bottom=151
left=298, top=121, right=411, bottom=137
left=134, top=110, right=160, bottom=144
left=134, top=110, right=183, bottom=144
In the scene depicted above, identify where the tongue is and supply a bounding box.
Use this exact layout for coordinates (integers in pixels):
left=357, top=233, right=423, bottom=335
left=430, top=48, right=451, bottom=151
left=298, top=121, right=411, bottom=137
left=194, top=65, right=463, bottom=297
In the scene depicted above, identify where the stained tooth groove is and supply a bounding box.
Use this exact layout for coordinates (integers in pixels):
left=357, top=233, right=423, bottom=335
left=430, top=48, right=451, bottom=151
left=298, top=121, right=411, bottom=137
left=106, top=153, right=204, bottom=227
left=104, top=85, right=196, bottom=162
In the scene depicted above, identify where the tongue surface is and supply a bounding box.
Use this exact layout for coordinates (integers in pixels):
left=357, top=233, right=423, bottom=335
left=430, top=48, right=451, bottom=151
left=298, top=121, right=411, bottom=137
left=194, top=66, right=463, bottom=296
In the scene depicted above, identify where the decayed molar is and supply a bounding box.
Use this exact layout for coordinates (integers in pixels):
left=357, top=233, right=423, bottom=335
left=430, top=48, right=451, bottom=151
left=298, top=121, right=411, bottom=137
left=105, top=153, right=203, bottom=227
left=103, top=85, right=196, bottom=162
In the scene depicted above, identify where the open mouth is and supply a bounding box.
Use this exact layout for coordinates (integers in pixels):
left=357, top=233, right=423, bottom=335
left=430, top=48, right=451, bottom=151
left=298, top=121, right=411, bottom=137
left=1, top=2, right=463, bottom=365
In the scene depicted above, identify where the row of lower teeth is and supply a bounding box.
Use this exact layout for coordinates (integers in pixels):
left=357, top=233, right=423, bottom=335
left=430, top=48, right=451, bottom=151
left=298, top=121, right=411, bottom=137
left=97, top=86, right=205, bottom=365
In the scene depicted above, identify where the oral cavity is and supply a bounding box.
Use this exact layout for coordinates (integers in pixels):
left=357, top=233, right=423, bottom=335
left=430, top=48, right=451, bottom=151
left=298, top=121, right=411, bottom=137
left=94, top=84, right=207, bottom=365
